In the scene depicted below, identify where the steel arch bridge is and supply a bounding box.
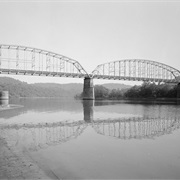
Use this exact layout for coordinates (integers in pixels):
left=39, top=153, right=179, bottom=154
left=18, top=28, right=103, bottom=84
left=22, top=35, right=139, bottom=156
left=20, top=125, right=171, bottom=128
left=0, top=44, right=180, bottom=83
left=92, top=59, right=180, bottom=83
left=0, top=44, right=88, bottom=78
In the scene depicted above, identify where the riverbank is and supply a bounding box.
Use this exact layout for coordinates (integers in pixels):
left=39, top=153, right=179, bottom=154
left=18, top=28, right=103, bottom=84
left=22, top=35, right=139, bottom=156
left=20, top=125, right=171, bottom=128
left=0, top=136, right=53, bottom=179
left=0, top=105, right=58, bottom=179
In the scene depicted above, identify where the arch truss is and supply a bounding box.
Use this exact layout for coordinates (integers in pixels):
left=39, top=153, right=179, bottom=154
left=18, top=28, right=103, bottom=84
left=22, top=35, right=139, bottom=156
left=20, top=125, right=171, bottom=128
left=92, top=59, right=180, bottom=83
left=0, top=44, right=88, bottom=78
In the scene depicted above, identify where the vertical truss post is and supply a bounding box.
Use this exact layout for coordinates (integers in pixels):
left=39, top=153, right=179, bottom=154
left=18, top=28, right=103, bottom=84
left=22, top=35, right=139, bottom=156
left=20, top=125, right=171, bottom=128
left=16, top=47, right=19, bottom=70
left=138, top=61, right=140, bottom=78
left=46, top=53, right=50, bottom=72
left=157, top=66, right=160, bottom=80
left=56, top=58, right=58, bottom=72
left=38, top=52, right=41, bottom=71
left=8, top=46, right=10, bottom=69
left=53, top=56, right=55, bottom=72
left=124, top=60, right=126, bottom=77
left=152, top=64, right=153, bottom=79
left=161, top=67, right=163, bottom=79
left=144, top=61, right=146, bottom=78
left=60, top=58, right=65, bottom=72
left=155, top=65, right=157, bottom=79
left=166, top=67, right=168, bottom=80
left=66, top=61, right=68, bottom=73
left=148, top=63, right=150, bottom=79
left=162, top=66, right=165, bottom=80
left=24, top=49, right=26, bottom=70
left=133, top=60, right=135, bottom=78
left=145, top=62, right=147, bottom=78
left=153, top=64, right=155, bottom=80
left=72, top=62, right=74, bottom=74
left=32, top=49, right=35, bottom=70
left=103, top=64, right=105, bottom=76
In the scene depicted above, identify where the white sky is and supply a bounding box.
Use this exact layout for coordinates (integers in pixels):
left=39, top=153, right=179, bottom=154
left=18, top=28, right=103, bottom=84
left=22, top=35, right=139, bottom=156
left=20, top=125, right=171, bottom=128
left=0, top=0, right=180, bottom=85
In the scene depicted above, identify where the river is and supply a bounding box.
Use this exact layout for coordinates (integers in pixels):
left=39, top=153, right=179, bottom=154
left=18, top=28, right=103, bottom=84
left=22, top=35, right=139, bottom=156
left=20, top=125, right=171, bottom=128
left=0, top=98, right=180, bottom=179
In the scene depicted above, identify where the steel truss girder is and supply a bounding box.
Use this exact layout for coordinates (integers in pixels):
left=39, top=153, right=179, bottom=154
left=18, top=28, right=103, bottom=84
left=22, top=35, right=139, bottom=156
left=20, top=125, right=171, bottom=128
left=0, top=44, right=89, bottom=78
left=92, top=59, right=180, bottom=83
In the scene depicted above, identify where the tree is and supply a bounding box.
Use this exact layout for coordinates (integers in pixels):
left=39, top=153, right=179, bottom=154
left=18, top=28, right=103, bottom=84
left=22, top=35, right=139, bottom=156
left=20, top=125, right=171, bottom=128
left=94, top=85, right=109, bottom=99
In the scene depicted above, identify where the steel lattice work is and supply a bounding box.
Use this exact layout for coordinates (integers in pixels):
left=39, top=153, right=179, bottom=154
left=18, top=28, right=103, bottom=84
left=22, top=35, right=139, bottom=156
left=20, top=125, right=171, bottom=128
left=92, top=59, right=180, bottom=83
left=0, top=44, right=88, bottom=78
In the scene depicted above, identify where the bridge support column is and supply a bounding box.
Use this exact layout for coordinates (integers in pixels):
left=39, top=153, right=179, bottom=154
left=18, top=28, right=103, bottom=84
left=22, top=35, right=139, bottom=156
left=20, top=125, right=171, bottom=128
left=177, top=83, right=180, bottom=99
left=0, top=91, right=9, bottom=107
left=83, top=77, right=94, bottom=100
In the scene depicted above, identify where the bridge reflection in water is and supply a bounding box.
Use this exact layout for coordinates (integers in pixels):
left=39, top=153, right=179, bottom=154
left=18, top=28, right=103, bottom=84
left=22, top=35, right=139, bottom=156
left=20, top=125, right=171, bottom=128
left=1, top=100, right=180, bottom=151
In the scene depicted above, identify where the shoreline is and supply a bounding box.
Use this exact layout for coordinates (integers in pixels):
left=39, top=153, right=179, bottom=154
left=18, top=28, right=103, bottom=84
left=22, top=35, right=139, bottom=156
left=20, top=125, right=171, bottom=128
left=0, top=104, right=58, bottom=179
left=0, top=135, right=55, bottom=179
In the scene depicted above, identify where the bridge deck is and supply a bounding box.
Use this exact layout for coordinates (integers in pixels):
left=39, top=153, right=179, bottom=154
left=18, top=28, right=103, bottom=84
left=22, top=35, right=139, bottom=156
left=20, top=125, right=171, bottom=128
left=0, top=68, right=87, bottom=78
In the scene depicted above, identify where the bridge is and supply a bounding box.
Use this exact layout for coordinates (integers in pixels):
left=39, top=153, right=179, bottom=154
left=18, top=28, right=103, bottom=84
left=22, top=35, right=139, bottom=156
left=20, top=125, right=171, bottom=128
left=0, top=44, right=180, bottom=99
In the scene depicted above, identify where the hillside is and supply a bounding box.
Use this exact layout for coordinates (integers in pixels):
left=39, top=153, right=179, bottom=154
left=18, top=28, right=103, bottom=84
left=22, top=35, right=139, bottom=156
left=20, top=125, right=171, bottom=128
left=0, top=77, right=132, bottom=98
left=0, top=77, right=73, bottom=98
left=101, top=83, right=131, bottom=90
left=34, top=83, right=83, bottom=97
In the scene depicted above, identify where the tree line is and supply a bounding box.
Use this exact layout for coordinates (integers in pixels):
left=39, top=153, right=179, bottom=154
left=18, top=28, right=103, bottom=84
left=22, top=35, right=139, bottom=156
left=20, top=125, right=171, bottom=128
left=76, top=82, right=178, bottom=99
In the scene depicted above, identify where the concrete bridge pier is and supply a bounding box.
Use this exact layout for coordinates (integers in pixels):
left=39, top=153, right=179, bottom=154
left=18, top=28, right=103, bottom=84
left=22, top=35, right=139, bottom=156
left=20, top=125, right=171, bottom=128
left=83, top=77, right=95, bottom=100
left=0, top=91, right=9, bottom=107
left=177, top=83, right=180, bottom=98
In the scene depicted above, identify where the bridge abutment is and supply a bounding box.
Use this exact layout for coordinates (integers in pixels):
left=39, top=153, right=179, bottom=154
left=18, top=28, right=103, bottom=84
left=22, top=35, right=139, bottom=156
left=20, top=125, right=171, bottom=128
left=83, top=77, right=95, bottom=100
left=177, top=83, right=180, bottom=98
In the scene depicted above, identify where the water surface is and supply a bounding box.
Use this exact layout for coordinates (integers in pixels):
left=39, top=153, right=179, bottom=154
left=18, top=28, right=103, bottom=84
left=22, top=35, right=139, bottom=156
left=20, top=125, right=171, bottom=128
left=0, top=98, right=180, bottom=179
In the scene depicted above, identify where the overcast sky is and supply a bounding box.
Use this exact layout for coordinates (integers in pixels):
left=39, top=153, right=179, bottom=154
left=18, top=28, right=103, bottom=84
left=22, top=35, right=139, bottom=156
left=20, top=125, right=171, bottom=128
left=0, top=0, right=180, bottom=84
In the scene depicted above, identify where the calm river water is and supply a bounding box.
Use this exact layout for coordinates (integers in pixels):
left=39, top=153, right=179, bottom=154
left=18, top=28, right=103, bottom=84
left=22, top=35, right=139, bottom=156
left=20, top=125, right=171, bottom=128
left=0, top=98, right=180, bottom=179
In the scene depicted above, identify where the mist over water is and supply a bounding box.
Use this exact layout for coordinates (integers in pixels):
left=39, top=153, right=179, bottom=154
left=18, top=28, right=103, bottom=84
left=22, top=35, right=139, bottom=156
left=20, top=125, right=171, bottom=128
left=0, top=98, right=180, bottom=179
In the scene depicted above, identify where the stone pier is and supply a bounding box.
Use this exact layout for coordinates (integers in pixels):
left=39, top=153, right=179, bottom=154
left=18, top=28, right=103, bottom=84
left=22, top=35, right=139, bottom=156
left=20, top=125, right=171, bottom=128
left=0, top=91, right=9, bottom=107
left=83, top=77, right=95, bottom=100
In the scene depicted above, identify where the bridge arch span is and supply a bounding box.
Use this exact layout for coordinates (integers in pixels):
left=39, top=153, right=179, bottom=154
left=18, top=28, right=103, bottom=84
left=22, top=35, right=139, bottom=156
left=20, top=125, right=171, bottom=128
left=0, top=44, right=88, bottom=78
left=92, top=59, right=180, bottom=83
